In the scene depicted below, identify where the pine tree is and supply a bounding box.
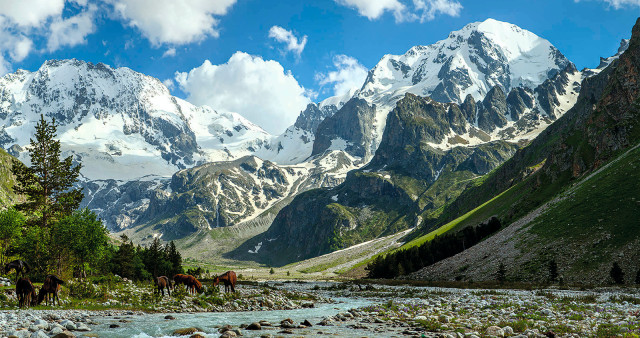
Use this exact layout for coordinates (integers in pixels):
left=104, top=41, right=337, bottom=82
left=11, top=115, right=83, bottom=229
left=548, top=259, right=558, bottom=283
left=166, top=241, right=183, bottom=276
left=635, top=269, right=640, bottom=285
left=610, top=262, right=625, bottom=285
left=497, top=263, right=507, bottom=284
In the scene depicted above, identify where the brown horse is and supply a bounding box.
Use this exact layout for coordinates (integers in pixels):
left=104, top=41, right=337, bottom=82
left=37, top=275, right=64, bottom=306
left=16, top=278, right=36, bottom=308
left=173, top=274, right=202, bottom=294
left=213, top=271, right=237, bottom=293
left=184, top=275, right=202, bottom=294
left=155, top=276, right=172, bottom=297
left=5, top=260, right=30, bottom=283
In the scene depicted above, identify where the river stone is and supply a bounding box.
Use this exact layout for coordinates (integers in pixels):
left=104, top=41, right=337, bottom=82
left=109, top=324, right=120, bottom=328
left=219, top=331, right=237, bottom=338
left=486, top=326, right=505, bottom=337
left=173, top=328, right=199, bottom=335
left=30, top=330, right=48, bottom=338
left=165, top=315, right=175, bottom=320
left=76, top=323, right=91, bottom=332
left=33, top=319, right=48, bottom=330
left=258, top=320, right=272, bottom=326
left=246, top=322, right=261, bottom=330
left=52, top=331, right=75, bottom=338
left=277, top=329, right=293, bottom=334
left=189, top=334, right=205, bottom=338
left=59, top=320, right=76, bottom=331
left=50, top=327, right=64, bottom=335
left=301, top=319, right=313, bottom=327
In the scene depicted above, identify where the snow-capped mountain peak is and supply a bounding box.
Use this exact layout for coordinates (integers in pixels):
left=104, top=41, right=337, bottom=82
left=0, top=59, right=271, bottom=180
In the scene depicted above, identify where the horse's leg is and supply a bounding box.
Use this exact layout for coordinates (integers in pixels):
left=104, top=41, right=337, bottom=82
left=167, top=286, right=171, bottom=297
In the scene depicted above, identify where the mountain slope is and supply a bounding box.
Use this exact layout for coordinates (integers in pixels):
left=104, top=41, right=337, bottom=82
left=406, top=18, right=640, bottom=284
left=0, top=59, right=271, bottom=181
left=0, top=148, right=21, bottom=207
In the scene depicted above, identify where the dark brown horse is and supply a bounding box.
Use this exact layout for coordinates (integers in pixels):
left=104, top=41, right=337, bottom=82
left=37, top=275, right=64, bottom=306
left=16, top=278, right=36, bottom=308
left=184, top=275, right=202, bottom=294
left=155, top=276, right=172, bottom=297
left=173, top=274, right=187, bottom=287
left=213, top=271, right=237, bottom=293
left=5, top=260, right=30, bottom=283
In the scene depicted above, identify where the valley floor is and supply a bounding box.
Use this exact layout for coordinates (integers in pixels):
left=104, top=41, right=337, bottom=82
left=2, top=280, right=639, bottom=337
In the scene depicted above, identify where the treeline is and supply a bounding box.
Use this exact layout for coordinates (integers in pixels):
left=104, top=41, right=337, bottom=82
left=108, top=235, right=183, bottom=281
left=367, top=217, right=502, bottom=278
left=0, top=115, right=184, bottom=280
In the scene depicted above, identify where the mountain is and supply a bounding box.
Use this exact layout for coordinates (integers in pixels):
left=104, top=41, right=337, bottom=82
left=0, top=59, right=273, bottom=181
left=253, top=57, right=585, bottom=265
left=310, top=19, right=571, bottom=161
left=402, top=22, right=640, bottom=284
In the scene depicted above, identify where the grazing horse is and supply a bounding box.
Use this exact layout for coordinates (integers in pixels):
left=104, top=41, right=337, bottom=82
left=155, top=276, right=172, bottom=297
left=173, top=274, right=187, bottom=288
left=16, top=278, right=36, bottom=308
left=183, top=275, right=202, bottom=294
left=213, top=271, right=237, bottom=293
left=5, top=260, right=30, bottom=283
left=37, top=275, right=64, bottom=306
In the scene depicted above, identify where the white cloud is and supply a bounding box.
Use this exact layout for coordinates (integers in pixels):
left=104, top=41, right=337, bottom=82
left=413, top=0, right=462, bottom=22
left=316, top=55, right=368, bottom=97
left=335, top=0, right=406, bottom=21
left=0, top=0, right=65, bottom=27
left=47, top=5, right=96, bottom=52
left=162, top=78, right=175, bottom=90
left=268, top=26, right=307, bottom=57
left=576, top=0, right=640, bottom=7
left=162, top=48, right=176, bottom=58
left=175, top=52, right=311, bottom=134
left=0, top=0, right=98, bottom=74
left=335, top=0, right=462, bottom=22
left=109, top=0, right=237, bottom=46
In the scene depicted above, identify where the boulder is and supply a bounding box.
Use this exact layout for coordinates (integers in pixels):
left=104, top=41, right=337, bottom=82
left=246, top=322, right=261, bottom=330
left=486, top=326, right=505, bottom=337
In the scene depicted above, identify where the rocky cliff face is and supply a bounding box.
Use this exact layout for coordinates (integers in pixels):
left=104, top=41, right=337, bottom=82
left=311, top=98, right=377, bottom=159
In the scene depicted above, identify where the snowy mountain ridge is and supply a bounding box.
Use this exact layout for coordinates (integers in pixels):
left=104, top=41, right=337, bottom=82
left=0, top=59, right=272, bottom=180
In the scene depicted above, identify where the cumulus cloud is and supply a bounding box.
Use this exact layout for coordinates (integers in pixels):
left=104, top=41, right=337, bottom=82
left=0, top=0, right=65, bottom=27
left=162, top=78, right=175, bottom=90
left=316, top=55, right=368, bottom=97
left=175, top=52, right=311, bottom=134
left=109, top=0, right=237, bottom=46
left=47, top=5, right=97, bottom=52
left=269, top=26, right=307, bottom=57
left=0, top=0, right=98, bottom=75
left=335, top=0, right=462, bottom=22
left=162, top=48, right=176, bottom=58
left=575, top=0, right=640, bottom=7
left=413, top=0, right=462, bottom=22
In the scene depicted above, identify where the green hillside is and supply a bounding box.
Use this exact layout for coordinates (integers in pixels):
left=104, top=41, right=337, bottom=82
left=0, top=148, right=20, bottom=208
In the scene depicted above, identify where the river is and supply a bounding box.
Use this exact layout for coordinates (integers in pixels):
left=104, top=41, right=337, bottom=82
left=90, top=296, right=376, bottom=337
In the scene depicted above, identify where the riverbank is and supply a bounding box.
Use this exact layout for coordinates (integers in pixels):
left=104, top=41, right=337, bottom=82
left=2, top=281, right=640, bottom=337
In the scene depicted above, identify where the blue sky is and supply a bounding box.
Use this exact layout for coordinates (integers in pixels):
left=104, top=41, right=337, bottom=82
left=0, top=0, right=638, bottom=133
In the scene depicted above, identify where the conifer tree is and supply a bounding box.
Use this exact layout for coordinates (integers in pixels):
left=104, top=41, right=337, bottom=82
left=11, top=115, right=83, bottom=229
left=610, top=262, right=625, bottom=285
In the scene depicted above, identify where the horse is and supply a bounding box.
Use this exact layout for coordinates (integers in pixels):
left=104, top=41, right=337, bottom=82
left=155, top=276, right=172, bottom=297
left=183, top=275, right=202, bottom=294
left=37, top=275, right=64, bottom=306
left=5, top=260, right=30, bottom=283
left=173, top=274, right=187, bottom=288
left=213, top=271, right=237, bottom=293
left=16, top=278, right=36, bottom=308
